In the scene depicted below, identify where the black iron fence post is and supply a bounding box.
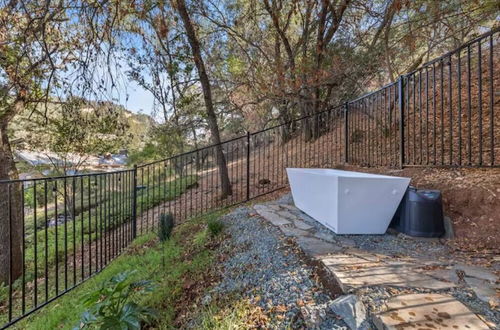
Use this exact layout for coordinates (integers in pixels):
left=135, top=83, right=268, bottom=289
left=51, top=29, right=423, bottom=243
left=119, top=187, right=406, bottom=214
left=132, top=165, right=138, bottom=239
left=398, top=76, right=405, bottom=168
left=246, top=131, right=251, bottom=201
left=344, top=102, right=349, bottom=164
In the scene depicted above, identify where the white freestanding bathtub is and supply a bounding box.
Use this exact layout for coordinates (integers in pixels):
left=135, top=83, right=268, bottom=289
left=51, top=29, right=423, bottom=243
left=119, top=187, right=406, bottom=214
left=286, top=168, right=411, bottom=234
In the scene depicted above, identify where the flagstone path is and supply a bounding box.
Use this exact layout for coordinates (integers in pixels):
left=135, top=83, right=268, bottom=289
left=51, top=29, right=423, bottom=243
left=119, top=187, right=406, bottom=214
left=252, top=194, right=499, bottom=329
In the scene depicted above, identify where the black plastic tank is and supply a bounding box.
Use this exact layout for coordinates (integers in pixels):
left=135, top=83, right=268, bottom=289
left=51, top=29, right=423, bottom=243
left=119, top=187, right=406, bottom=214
left=390, top=186, right=445, bottom=237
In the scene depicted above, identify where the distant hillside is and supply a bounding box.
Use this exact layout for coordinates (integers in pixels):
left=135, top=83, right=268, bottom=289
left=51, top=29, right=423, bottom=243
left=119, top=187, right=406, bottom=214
left=9, top=100, right=154, bottom=153
left=122, top=109, right=154, bottom=150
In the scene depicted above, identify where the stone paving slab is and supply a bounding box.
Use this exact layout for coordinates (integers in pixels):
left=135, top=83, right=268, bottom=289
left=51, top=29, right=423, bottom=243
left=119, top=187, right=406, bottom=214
left=276, top=209, right=297, bottom=220
left=428, top=268, right=460, bottom=284
left=254, top=206, right=291, bottom=226
left=293, top=218, right=314, bottom=230
left=280, top=225, right=311, bottom=238
left=313, top=231, right=338, bottom=243
left=321, top=254, right=456, bottom=291
left=296, top=236, right=343, bottom=257
left=344, top=249, right=394, bottom=262
left=464, top=277, right=499, bottom=306
left=455, top=264, right=498, bottom=283
left=267, top=204, right=281, bottom=211
left=373, top=293, right=490, bottom=330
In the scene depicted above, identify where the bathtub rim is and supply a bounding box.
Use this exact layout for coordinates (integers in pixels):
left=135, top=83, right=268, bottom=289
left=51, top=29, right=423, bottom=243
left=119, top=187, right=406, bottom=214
left=286, top=167, right=408, bottom=180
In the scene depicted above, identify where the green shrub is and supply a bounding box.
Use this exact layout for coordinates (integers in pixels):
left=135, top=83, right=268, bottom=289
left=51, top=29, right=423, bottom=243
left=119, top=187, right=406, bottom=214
left=74, top=270, right=157, bottom=329
left=158, top=213, right=175, bottom=242
left=207, top=219, right=224, bottom=237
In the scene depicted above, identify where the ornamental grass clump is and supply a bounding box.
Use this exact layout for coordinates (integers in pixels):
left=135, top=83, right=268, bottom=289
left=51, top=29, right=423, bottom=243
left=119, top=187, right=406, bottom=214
left=158, top=213, right=174, bottom=242
left=207, top=218, right=224, bottom=237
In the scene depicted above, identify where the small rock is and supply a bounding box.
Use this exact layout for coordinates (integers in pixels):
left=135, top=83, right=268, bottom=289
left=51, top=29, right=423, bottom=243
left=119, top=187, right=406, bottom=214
left=330, top=294, right=369, bottom=330
left=300, top=304, right=327, bottom=328
left=201, top=294, right=212, bottom=306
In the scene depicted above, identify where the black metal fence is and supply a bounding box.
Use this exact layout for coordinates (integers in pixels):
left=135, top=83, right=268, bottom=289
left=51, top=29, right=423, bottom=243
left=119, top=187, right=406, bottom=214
left=0, top=28, right=498, bottom=328
left=347, top=28, right=499, bottom=167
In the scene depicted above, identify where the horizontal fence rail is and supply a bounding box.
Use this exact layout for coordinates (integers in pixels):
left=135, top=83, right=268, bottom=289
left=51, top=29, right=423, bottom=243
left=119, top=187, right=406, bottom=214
left=0, top=28, right=498, bottom=329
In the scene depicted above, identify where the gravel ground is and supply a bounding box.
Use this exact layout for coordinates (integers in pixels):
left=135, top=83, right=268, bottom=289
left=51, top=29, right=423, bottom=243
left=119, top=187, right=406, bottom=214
left=209, top=206, right=348, bottom=329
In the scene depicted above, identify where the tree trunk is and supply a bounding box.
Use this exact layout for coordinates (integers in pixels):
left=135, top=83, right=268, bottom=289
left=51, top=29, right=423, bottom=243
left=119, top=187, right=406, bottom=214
left=307, top=0, right=349, bottom=142
left=0, top=107, right=23, bottom=284
left=299, top=0, right=313, bottom=128
left=273, top=32, right=293, bottom=143
left=174, top=0, right=232, bottom=197
left=191, top=126, right=202, bottom=171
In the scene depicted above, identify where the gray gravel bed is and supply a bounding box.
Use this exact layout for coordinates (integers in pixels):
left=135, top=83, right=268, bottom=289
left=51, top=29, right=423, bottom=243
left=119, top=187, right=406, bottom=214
left=210, top=206, right=347, bottom=329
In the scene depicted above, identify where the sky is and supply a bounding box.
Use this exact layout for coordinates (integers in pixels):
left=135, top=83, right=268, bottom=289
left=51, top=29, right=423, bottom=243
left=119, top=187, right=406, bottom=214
left=87, top=52, right=158, bottom=119
left=120, top=80, right=155, bottom=117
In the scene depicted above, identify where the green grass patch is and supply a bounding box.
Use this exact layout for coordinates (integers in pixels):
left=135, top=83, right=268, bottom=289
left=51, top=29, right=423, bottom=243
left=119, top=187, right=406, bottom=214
left=12, top=209, right=226, bottom=330
left=136, top=175, right=198, bottom=212
left=194, top=296, right=269, bottom=329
